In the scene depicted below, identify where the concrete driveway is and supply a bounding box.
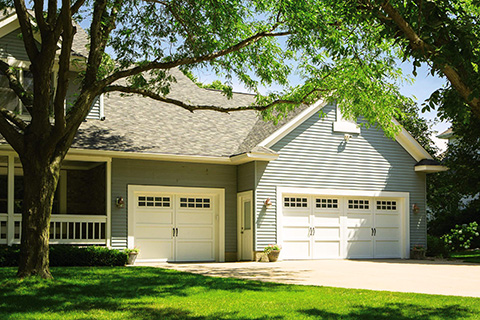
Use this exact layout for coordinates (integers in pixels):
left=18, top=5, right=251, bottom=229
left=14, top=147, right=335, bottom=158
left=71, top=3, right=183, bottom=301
left=135, top=259, right=480, bottom=298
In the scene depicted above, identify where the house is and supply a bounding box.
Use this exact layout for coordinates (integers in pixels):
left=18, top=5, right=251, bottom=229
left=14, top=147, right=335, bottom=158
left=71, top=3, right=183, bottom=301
left=0, top=11, right=447, bottom=262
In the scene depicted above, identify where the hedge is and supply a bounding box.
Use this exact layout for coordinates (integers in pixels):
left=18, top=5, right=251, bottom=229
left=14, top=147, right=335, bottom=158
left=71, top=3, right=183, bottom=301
left=0, top=245, right=128, bottom=267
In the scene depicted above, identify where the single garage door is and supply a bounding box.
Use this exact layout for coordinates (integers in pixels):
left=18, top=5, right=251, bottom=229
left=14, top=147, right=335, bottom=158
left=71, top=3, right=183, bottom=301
left=129, top=186, right=220, bottom=262
left=281, top=194, right=404, bottom=259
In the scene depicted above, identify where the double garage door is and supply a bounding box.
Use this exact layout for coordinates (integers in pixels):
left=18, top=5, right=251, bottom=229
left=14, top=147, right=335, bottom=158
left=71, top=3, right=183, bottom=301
left=129, top=186, right=220, bottom=262
left=281, top=194, right=405, bottom=259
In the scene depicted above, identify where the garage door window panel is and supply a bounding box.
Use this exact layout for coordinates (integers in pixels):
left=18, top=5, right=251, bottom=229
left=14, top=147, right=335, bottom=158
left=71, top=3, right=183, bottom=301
left=284, top=197, right=308, bottom=208
left=138, top=196, right=171, bottom=208
left=180, top=197, right=211, bottom=208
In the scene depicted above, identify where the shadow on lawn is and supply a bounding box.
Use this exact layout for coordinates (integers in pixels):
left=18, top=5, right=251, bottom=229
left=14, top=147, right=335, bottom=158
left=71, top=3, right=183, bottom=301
left=0, top=267, right=475, bottom=320
left=0, top=267, right=288, bottom=319
left=300, top=304, right=471, bottom=320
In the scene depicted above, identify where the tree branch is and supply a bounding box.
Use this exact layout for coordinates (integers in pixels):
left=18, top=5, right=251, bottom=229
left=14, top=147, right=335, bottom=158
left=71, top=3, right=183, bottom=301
left=0, top=108, right=28, bottom=131
left=379, top=1, right=480, bottom=118
left=33, top=0, right=48, bottom=33
left=71, top=0, right=86, bottom=15
left=0, top=60, right=34, bottom=107
left=53, top=0, right=75, bottom=136
left=13, top=0, right=39, bottom=60
left=100, top=28, right=291, bottom=87
left=0, top=114, right=24, bottom=154
left=104, top=85, right=328, bottom=113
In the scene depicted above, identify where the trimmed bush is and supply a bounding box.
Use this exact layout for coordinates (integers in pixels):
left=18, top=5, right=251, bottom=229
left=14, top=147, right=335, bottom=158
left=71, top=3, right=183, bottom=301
left=0, top=245, right=127, bottom=267
left=426, top=235, right=450, bottom=257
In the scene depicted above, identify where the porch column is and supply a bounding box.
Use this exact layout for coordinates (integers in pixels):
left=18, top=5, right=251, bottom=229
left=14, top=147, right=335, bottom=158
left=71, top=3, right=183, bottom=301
left=7, top=155, right=14, bottom=245
left=105, top=159, right=112, bottom=248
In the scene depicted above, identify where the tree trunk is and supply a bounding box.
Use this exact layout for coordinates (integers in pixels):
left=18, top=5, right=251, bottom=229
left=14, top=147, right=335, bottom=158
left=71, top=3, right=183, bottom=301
left=16, top=151, right=61, bottom=279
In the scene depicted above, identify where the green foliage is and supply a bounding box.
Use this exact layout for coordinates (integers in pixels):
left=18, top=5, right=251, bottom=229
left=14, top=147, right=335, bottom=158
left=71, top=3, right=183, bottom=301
left=426, top=235, right=450, bottom=258
left=0, top=245, right=128, bottom=267
left=442, top=222, right=480, bottom=252
left=263, top=244, right=281, bottom=254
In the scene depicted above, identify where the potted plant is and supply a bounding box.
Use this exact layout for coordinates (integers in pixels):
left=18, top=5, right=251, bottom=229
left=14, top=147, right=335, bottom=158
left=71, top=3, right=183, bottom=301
left=264, top=244, right=281, bottom=262
left=410, top=244, right=426, bottom=260
left=125, top=248, right=139, bottom=265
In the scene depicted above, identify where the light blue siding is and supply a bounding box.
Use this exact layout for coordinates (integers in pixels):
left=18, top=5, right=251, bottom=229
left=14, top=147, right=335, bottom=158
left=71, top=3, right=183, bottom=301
left=254, top=103, right=426, bottom=250
left=110, top=158, right=237, bottom=251
left=0, top=29, right=38, bottom=61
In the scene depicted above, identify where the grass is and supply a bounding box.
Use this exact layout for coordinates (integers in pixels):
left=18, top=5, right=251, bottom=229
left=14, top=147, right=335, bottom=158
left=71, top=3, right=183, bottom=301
left=0, top=267, right=479, bottom=320
left=451, top=249, right=480, bottom=263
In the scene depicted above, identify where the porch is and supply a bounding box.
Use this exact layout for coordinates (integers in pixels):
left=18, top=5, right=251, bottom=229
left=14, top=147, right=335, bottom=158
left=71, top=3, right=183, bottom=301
left=0, top=153, right=111, bottom=246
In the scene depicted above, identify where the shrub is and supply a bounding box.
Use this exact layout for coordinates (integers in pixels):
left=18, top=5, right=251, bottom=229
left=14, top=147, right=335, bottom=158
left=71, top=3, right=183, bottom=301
left=441, top=222, right=479, bottom=252
left=426, top=235, right=450, bottom=257
left=0, top=245, right=128, bottom=267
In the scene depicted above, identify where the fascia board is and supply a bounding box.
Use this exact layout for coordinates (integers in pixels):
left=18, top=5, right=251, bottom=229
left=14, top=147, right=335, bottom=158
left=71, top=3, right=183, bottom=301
left=258, top=99, right=329, bottom=148
left=393, top=118, right=433, bottom=162
left=414, top=165, right=449, bottom=173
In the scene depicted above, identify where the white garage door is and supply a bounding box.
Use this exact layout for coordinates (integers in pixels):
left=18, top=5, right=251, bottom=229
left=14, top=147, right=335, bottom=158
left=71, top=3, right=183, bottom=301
left=281, top=194, right=404, bottom=259
left=128, top=186, right=221, bottom=262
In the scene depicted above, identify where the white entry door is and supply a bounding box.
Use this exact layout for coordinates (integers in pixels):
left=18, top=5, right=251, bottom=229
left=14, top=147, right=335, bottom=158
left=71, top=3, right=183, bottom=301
left=128, top=186, right=223, bottom=262
left=237, top=191, right=254, bottom=261
left=280, top=192, right=405, bottom=259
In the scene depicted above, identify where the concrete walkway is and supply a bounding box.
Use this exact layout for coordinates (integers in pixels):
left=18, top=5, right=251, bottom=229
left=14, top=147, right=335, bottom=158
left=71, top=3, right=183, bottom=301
left=135, top=259, right=480, bottom=298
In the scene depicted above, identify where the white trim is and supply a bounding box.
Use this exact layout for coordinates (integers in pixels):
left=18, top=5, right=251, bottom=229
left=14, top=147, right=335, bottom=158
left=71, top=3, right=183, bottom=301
left=393, top=119, right=433, bottom=161
left=237, top=190, right=253, bottom=261
left=276, top=186, right=410, bottom=259
left=105, top=160, right=112, bottom=248
left=99, top=94, right=105, bottom=120
left=259, top=99, right=329, bottom=148
left=127, top=185, right=225, bottom=262
left=0, top=14, right=20, bottom=38
left=414, top=165, right=448, bottom=173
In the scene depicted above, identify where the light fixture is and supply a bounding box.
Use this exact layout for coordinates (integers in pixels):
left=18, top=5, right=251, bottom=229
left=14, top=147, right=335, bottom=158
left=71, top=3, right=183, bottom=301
left=412, top=203, right=420, bottom=214
left=265, top=198, right=273, bottom=208
left=344, top=134, right=352, bottom=142
left=115, top=197, right=125, bottom=208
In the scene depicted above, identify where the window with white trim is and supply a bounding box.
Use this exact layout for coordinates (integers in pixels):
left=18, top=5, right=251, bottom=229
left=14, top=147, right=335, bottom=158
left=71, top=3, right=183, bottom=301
left=376, top=200, right=397, bottom=211
left=348, top=199, right=370, bottom=210
left=316, top=198, right=338, bottom=209
left=138, top=196, right=171, bottom=208
left=284, top=197, right=308, bottom=208
left=180, top=197, right=211, bottom=208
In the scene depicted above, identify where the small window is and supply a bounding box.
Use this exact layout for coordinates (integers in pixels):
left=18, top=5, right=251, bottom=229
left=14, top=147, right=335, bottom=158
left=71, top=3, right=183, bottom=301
left=316, top=198, right=338, bottom=209
left=138, top=196, right=170, bottom=208
left=348, top=199, right=369, bottom=210
left=180, top=197, right=211, bottom=208
left=0, top=221, right=6, bottom=239
left=376, top=200, right=397, bottom=211
left=284, top=197, right=308, bottom=208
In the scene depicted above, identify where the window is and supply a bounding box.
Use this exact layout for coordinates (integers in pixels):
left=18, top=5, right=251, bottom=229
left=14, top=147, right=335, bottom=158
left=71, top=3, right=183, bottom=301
left=180, top=197, right=211, bottom=208
left=316, top=198, right=338, bottom=209
left=138, top=196, right=171, bottom=208
left=348, top=199, right=369, bottom=210
left=376, top=200, right=397, bottom=211
left=284, top=197, right=308, bottom=208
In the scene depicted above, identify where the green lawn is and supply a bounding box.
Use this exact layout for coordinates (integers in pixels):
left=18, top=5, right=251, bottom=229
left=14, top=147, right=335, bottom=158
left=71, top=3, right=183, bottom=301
left=451, top=250, right=480, bottom=263
left=0, top=267, right=479, bottom=320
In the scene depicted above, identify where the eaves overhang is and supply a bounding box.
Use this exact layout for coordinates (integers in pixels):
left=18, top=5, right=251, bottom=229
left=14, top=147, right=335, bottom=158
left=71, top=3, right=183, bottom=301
left=0, top=145, right=278, bottom=165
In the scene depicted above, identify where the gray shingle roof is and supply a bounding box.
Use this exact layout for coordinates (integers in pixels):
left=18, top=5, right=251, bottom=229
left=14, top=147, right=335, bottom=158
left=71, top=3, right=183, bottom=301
left=73, top=69, right=286, bottom=157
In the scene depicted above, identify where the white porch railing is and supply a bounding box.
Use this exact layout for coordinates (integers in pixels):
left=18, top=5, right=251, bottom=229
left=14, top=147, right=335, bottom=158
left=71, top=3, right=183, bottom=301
left=1, top=214, right=107, bottom=245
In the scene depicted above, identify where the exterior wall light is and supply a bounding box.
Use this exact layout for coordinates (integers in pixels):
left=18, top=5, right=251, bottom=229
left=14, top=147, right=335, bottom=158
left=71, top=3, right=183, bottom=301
left=265, top=198, right=273, bottom=208
left=344, top=134, right=352, bottom=142
left=116, top=197, right=125, bottom=208
left=412, top=203, right=420, bottom=214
